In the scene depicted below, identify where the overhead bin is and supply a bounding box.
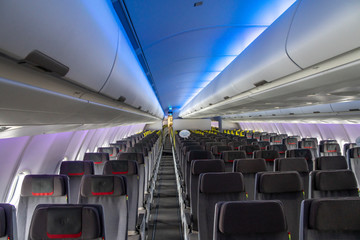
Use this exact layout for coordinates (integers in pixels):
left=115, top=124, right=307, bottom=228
left=0, top=0, right=163, bottom=118
left=0, top=0, right=118, bottom=91
left=179, top=2, right=301, bottom=117
left=286, top=0, right=360, bottom=69
left=99, top=25, right=164, bottom=118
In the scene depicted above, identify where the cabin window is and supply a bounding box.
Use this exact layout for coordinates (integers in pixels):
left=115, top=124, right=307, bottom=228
left=6, top=170, right=30, bottom=208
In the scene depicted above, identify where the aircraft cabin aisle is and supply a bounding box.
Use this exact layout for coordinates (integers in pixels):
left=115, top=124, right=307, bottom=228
left=0, top=0, right=360, bottom=239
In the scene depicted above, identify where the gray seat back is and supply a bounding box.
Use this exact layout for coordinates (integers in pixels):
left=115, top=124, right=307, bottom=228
left=97, top=146, right=119, bottom=160
left=319, top=143, right=341, bottom=157
left=267, top=144, right=287, bottom=158
left=29, top=204, right=105, bottom=240
left=214, top=200, right=289, bottom=240
left=190, top=159, right=225, bottom=231
left=348, top=147, right=360, bottom=183
left=286, top=149, right=314, bottom=171
left=233, top=158, right=267, bottom=200
left=118, top=152, right=146, bottom=209
left=255, top=171, right=304, bottom=240
left=18, top=175, right=69, bottom=240
left=0, top=204, right=17, bottom=240
left=300, top=140, right=319, bottom=160
left=103, top=160, right=139, bottom=233
left=185, top=150, right=213, bottom=197
left=315, top=156, right=347, bottom=170
left=220, top=150, right=246, bottom=172
left=198, top=172, right=246, bottom=240
left=254, top=150, right=280, bottom=171
left=300, top=198, right=360, bottom=240
left=83, top=152, right=109, bottom=175
left=240, top=145, right=260, bottom=158
left=79, top=175, right=128, bottom=240
left=275, top=157, right=309, bottom=198
left=60, top=161, right=94, bottom=203
left=283, top=137, right=298, bottom=150
left=309, top=170, right=358, bottom=198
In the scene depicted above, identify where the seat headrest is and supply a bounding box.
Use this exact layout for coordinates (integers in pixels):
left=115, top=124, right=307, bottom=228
left=241, top=145, right=260, bottom=155
left=316, top=156, right=347, bottom=170
left=302, top=140, right=316, bottom=149
left=200, top=172, right=244, bottom=193
left=218, top=200, right=287, bottom=234
left=83, top=153, right=109, bottom=164
left=309, top=198, right=360, bottom=231
left=221, top=151, right=246, bottom=163
left=80, top=175, right=126, bottom=197
left=0, top=207, right=5, bottom=237
left=234, top=158, right=267, bottom=174
left=103, top=160, right=138, bottom=175
left=117, top=152, right=144, bottom=164
left=187, top=150, right=213, bottom=162
left=191, top=159, right=225, bottom=175
left=348, top=147, right=360, bottom=159
left=314, top=170, right=357, bottom=191
left=268, top=144, right=287, bottom=153
left=97, top=147, right=118, bottom=157
left=275, top=157, right=309, bottom=172
left=29, top=205, right=102, bottom=239
left=255, top=150, right=279, bottom=162
left=212, top=145, right=232, bottom=154
left=21, top=175, right=67, bottom=197
left=322, top=143, right=340, bottom=153
left=287, top=149, right=312, bottom=160
left=284, top=138, right=298, bottom=145
left=258, top=171, right=303, bottom=193
left=60, top=161, right=94, bottom=176
left=183, top=145, right=204, bottom=154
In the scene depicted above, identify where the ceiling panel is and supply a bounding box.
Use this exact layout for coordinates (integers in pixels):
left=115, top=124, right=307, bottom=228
left=123, top=0, right=296, bottom=113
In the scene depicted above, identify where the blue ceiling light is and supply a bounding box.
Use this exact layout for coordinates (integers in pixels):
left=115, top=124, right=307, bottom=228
left=119, top=0, right=297, bottom=114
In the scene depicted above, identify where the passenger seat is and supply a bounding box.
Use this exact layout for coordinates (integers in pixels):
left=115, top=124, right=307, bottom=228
left=83, top=152, right=109, bottom=175
left=315, top=156, right=348, bottom=170
left=60, top=161, right=94, bottom=203
left=300, top=198, right=360, bottom=239
left=0, top=204, right=17, bottom=240
left=309, top=170, right=358, bottom=198
left=28, top=204, right=105, bottom=240
left=214, top=200, right=289, bottom=240
left=18, top=175, right=69, bottom=240
left=79, top=175, right=128, bottom=240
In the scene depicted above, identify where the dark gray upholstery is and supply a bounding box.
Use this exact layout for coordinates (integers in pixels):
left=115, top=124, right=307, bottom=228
left=348, top=147, right=360, bottom=184
left=118, top=152, right=146, bottom=209
left=220, top=150, right=246, bottom=172
left=0, top=204, right=17, bottom=240
left=283, top=137, right=298, bottom=150
left=267, top=144, right=287, bottom=158
left=271, top=135, right=284, bottom=145
left=255, top=171, right=304, bottom=240
left=83, top=152, right=109, bottom=175
left=319, top=142, right=341, bottom=157
left=300, top=140, right=319, bottom=160
left=256, top=141, right=270, bottom=150
left=205, top=142, right=223, bottom=152
left=254, top=150, right=280, bottom=171
left=274, top=157, right=310, bottom=198
left=214, top=200, right=289, bottom=240
left=103, top=160, right=139, bottom=234
left=309, top=170, right=358, bottom=198
left=315, top=156, right=347, bottom=170
left=300, top=198, right=360, bottom=240
left=60, top=161, right=94, bottom=204
left=185, top=150, right=213, bottom=198
left=97, top=146, right=119, bottom=160
left=286, top=149, right=314, bottom=171
left=198, top=172, right=246, bottom=240
left=29, top=204, right=105, bottom=240
left=18, top=175, right=69, bottom=240
left=211, top=145, right=232, bottom=158
left=190, top=159, right=225, bottom=231
left=79, top=175, right=128, bottom=240
left=233, top=158, right=267, bottom=200
left=240, top=145, right=260, bottom=158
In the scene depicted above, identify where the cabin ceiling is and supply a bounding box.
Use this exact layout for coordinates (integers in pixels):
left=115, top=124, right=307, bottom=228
left=121, top=0, right=296, bottom=114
